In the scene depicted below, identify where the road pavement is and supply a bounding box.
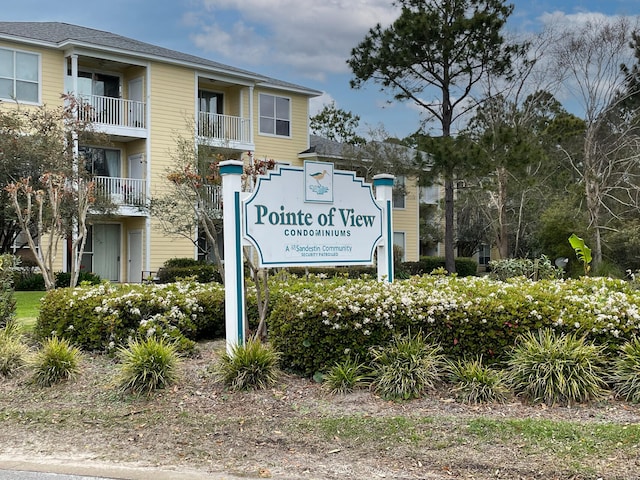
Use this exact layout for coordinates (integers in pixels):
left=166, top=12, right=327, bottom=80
left=0, top=456, right=256, bottom=480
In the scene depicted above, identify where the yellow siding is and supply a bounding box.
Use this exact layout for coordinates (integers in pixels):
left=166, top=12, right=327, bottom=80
left=0, top=40, right=64, bottom=108
left=2, top=28, right=355, bottom=279
left=147, top=62, right=197, bottom=270
left=393, top=177, right=420, bottom=262
left=253, top=88, right=310, bottom=164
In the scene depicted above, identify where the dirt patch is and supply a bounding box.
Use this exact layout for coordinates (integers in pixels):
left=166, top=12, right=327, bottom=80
left=1, top=340, right=639, bottom=480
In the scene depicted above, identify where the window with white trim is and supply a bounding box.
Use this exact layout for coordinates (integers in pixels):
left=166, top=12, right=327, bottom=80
left=0, top=48, right=39, bottom=103
left=393, top=231, right=406, bottom=262
left=259, top=93, right=290, bottom=137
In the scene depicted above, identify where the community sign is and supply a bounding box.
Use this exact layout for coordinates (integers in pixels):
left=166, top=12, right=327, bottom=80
left=243, top=161, right=383, bottom=267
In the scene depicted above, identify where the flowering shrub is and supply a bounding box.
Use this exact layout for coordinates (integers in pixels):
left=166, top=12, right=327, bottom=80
left=35, top=281, right=227, bottom=353
left=268, top=275, right=640, bottom=375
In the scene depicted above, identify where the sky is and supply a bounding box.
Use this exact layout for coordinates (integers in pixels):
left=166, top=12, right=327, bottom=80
left=3, top=0, right=640, bottom=140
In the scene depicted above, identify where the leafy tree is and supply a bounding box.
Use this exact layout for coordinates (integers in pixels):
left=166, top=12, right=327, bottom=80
left=2, top=97, right=107, bottom=289
left=310, top=102, right=365, bottom=145
left=152, top=129, right=226, bottom=274
left=348, top=0, right=525, bottom=272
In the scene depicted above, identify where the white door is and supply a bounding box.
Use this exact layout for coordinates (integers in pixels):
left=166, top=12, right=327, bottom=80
left=128, top=230, right=143, bottom=283
left=128, top=77, right=143, bottom=127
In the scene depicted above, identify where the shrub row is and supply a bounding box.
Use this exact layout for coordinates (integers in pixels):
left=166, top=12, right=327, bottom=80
left=36, top=281, right=228, bottom=354
left=267, top=275, right=640, bottom=375
left=402, top=256, right=478, bottom=277
left=13, top=269, right=101, bottom=291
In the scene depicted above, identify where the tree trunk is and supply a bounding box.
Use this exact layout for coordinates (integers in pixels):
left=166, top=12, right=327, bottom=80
left=444, top=177, right=456, bottom=273
left=496, top=166, right=509, bottom=259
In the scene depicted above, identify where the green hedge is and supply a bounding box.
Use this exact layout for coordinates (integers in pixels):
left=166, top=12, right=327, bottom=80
left=402, top=257, right=478, bottom=277
left=268, top=275, right=640, bottom=376
left=35, top=282, right=227, bottom=354
left=156, top=258, right=222, bottom=284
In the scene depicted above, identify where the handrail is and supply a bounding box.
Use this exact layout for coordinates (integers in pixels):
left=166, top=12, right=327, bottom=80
left=78, top=94, right=146, bottom=129
left=197, top=112, right=251, bottom=144
left=94, top=176, right=146, bottom=207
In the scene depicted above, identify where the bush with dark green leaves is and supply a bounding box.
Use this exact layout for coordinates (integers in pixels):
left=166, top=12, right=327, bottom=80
left=506, top=329, right=608, bottom=406
left=268, top=275, right=640, bottom=376
left=36, top=281, right=227, bottom=353
left=402, top=256, right=478, bottom=277
left=55, top=271, right=101, bottom=288
left=156, top=257, right=222, bottom=284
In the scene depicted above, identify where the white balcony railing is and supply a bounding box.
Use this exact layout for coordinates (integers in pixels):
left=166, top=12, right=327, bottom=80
left=198, top=112, right=251, bottom=144
left=94, top=176, right=146, bottom=207
left=78, top=95, right=146, bottom=129
left=201, top=184, right=222, bottom=213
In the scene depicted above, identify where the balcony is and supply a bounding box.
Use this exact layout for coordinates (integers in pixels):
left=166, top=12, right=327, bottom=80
left=200, top=184, right=222, bottom=217
left=94, top=176, right=147, bottom=215
left=77, top=95, right=147, bottom=140
left=197, top=112, right=253, bottom=151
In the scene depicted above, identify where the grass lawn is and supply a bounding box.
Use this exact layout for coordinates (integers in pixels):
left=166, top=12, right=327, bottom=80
left=13, top=290, right=45, bottom=331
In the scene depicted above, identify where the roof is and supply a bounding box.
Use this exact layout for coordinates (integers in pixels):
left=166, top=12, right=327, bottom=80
left=0, top=22, right=322, bottom=97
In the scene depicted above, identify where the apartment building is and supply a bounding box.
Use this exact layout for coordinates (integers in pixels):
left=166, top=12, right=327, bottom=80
left=0, top=22, right=323, bottom=282
left=1, top=22, right=430, bottom=282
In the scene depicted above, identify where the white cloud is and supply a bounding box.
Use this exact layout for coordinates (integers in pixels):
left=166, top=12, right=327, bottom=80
left=186, top=0, right=399, bottom=82
left=309, top=92, right=335, bottom=116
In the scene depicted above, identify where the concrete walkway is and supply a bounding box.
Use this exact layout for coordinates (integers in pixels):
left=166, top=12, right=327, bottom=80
left=0, top=456, right=256, bottom=480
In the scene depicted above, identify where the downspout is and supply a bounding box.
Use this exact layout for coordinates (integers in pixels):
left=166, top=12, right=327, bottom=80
left=145, top=63, right=152, bottom=275
left=248, top=85, right=254, bottom=145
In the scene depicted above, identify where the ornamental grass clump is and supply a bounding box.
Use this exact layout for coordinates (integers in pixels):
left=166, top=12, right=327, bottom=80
left=506, top=328, right=608, bottom=406
left=214, top=338, right=280, bottom=391
left=0, top=322, right=28, bottom=377
left=323, top=356, right=371, bottom=394
left=370, top=331, right=445, bottom=401
left=610, top=337, right=640, bottom=403
left=30, top=336, right=82, bottom=387
left=447, top=356, right=510, bottom=404
left=116, top=337, right=181, bottom=396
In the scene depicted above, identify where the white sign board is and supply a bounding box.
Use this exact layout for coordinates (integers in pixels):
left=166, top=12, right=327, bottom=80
left=243, top=162, right=383, bottom=267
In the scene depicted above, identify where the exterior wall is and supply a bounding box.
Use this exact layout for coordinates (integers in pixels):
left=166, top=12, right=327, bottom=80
left=147, top=62, right=197, bottom=271
left=0, top=41, right=66, bottom=273
left=1, top=29, right=320, bottom=281
left=252, top=88, right=310, bottom=164
left=0, top=39, right=64, bottom=108
left=393, top=177, right=420, bottom=262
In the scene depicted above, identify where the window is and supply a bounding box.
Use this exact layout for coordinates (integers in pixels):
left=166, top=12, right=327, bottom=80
left=393, top=175, right=406, bottom=209
left=393, top=232, right=406, bottom=262
left=80, top=147, right=121, bottom=177
left=0, top=48, right=39, bottom=103
left=259, top=93, right=290, bottom=137
left=479, top=244, right=491, bottom=266
left=11, top=229, right=38, bottom=253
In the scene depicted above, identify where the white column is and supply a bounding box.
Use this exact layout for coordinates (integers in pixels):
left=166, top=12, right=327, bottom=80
left=220, top=160, right=246, bottom=354
left=374, top=174, right=395, bottom=283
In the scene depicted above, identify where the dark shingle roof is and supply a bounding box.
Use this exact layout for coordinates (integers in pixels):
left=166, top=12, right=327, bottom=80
left=0, top=22, right=321, bottom=96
